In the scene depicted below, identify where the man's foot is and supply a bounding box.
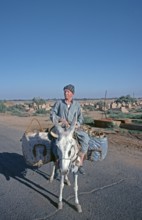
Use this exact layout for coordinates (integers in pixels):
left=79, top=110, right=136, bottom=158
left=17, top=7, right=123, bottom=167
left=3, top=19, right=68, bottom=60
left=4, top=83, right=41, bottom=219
left=78, top=166, right=85, bottom=175
left=76, top=152, right=85, bottom=167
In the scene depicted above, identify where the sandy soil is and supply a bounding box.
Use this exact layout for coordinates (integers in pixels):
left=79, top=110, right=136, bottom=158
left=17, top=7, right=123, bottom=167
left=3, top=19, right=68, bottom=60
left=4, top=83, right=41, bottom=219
left=0, top=112, right=142, bottom=150
left=0, top=114, right=53, bottom=131
left=0, top=112, right=142, bottom=170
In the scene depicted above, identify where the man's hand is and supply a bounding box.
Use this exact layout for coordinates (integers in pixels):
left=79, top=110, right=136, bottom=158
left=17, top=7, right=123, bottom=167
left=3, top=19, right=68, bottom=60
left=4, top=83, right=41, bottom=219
left=59, top=118, right=79, bottom=129
left=59, top=118, right=70, bottom=127
left=75, top=123, right=79, bottom=129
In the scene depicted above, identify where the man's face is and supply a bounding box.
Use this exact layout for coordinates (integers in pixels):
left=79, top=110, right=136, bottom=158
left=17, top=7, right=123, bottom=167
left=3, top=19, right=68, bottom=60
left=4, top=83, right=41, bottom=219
left=64, top=89, right=74, bottom=100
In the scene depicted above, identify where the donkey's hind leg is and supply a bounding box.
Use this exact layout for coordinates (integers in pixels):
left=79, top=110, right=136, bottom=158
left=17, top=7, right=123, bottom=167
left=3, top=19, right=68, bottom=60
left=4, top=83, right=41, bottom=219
left=64, top=173, right=71, bottom=186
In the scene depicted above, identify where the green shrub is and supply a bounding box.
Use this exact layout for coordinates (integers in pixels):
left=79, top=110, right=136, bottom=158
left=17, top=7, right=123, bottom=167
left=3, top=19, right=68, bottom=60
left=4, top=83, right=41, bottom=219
left=132, top=119, right=142, bottom=124
left=135, top=108, right=142, bottom=113
left=35, top=109, right=49, bottom=115
left=115, top=95, right=137, bottom=104
left=95, top=101, right=104, bottom=108
left=107, top=110, right=142, bottom=120
left=128, top=130, right=142, bottom=134
left=82, top=105, right=96, bottom=111
left=106, top=110, right=126, bottom=119
left=0, top=102, right=7, bottom=113
left=130, top=114, right=142, bottom=119
left=6, top=104, right=28, bottom=116
left=83, top=116, right=94, bottom=124
left=7, top=105, right=25, bottom=112
left=32, top=97, right=46, bottom=106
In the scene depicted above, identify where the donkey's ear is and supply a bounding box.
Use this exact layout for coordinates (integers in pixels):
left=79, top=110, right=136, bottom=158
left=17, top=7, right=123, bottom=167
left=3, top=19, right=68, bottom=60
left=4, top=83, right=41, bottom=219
left=55, top=124, right=64, bottom=136
left=52, top=116, right=57, bottom=126
left=71, top=112, right=77, bottom=127
left=53, top=119, right=64, bottom=136
left=55, top=122, right=64, bottom=135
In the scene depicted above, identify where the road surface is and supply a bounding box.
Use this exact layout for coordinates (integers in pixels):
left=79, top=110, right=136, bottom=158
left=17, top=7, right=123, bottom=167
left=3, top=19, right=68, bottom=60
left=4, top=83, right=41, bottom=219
left=0, top=123, right=142, bottom=220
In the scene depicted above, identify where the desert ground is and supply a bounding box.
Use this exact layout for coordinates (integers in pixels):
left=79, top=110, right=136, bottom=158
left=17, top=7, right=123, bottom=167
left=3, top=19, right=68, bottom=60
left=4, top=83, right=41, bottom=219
left=0, top=112, right=142, bottom=149
left=0, top=112, right=142, bottom=220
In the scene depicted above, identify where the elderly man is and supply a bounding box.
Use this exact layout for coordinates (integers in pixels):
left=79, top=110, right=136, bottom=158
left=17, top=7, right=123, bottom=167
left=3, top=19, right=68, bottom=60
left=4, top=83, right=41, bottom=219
left=50, top=84, right=90, bottom=175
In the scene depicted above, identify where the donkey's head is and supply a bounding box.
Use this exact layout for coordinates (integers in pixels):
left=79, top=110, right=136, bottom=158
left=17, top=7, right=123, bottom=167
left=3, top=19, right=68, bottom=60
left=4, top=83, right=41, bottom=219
left=54, top=114, right=78, bottom=175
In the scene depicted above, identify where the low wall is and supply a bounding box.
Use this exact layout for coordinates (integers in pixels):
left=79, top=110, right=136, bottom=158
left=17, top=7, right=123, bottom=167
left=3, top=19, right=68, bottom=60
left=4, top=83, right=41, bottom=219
left=120, top=123, right=142, bottom=131
left=94, top=119, right=142, bottom=131
left=94, top=119, right=121, bottom=128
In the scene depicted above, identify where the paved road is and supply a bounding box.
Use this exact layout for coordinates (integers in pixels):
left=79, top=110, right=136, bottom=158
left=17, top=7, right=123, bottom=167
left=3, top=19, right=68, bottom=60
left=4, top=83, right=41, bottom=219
left=0, top=124, right=142, bottom=220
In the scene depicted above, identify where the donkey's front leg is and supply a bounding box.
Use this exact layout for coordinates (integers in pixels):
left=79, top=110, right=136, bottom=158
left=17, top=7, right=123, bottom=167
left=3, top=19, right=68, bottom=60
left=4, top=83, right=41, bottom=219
left=49, top=163, right=55, bottom=183
left=74, top=173, right=82, bottom=213
left=58, top=174, right=64, bottom=209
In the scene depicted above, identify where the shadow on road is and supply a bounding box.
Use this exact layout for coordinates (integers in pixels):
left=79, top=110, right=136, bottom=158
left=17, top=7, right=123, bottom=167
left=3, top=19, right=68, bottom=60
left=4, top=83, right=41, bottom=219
left=0, top=152, right=35, bottom=180
left=0, top=152, right=81, bottom=211
left=0, top=152, right=58, bottom=208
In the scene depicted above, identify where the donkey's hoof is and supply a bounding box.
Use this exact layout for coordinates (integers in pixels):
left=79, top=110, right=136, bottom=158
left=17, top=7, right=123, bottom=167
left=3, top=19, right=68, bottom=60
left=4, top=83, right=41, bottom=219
left=76, top=204, right=82, bottom=213
left=67, top=180, right=71, bottom=186
left=49, top=177, right=53, bottom=183
left=64, top=179, right=71, bottom=186
left=58, top=201, right=63, bottom=210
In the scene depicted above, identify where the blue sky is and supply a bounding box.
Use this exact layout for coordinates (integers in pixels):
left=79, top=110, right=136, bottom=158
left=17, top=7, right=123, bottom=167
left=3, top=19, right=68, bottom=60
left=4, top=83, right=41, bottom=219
left=0, top=0, right=142, bottom=100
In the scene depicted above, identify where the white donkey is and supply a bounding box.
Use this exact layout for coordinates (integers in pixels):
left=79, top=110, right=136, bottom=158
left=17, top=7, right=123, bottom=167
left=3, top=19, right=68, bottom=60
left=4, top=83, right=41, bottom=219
left=49, top=114, right=82, bottom=213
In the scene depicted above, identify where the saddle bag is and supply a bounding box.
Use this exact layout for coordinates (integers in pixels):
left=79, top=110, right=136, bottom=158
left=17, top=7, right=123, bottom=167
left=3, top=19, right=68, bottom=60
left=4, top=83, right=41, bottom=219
left=87, top=131, right=108, bottom=162
left=21, top=118, right=51, bottom=167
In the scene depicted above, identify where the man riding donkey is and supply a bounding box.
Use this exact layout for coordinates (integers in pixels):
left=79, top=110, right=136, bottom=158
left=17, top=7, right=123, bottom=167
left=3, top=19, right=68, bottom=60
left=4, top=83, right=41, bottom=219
left=50, top=84, right=90, bottom=176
